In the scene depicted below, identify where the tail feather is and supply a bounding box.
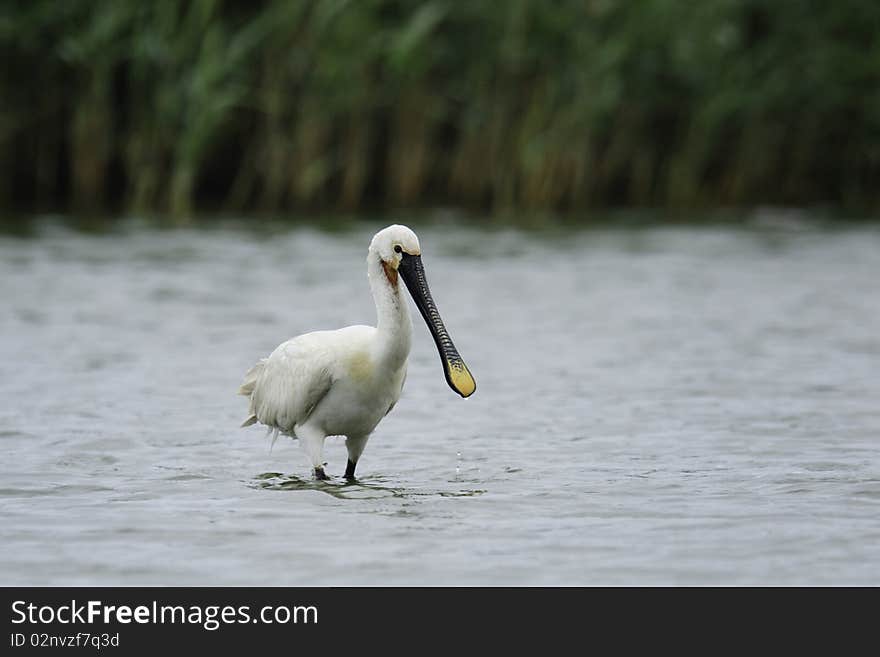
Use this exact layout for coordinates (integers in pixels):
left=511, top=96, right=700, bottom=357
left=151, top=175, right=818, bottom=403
left=267, top=426, right=281, bottom=451
left=238, top=358, right=267, bottom=396
left=239, top=358, right=267, bottom=428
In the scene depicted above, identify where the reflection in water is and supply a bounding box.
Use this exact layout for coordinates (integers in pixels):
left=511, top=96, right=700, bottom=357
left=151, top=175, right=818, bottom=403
left=250, top=472, right=485, bottom=500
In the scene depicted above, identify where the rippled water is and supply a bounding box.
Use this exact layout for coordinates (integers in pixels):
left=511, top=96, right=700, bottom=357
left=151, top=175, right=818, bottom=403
left=1, top=217, right=878, bottom=585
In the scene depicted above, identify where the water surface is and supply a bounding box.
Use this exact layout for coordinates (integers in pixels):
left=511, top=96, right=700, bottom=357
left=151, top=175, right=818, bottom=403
left=1, top=218, right=878, bottom=584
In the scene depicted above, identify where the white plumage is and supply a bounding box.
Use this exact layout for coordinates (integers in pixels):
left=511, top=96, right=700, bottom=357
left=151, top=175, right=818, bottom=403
left=238, top=224, right=474, bottom=480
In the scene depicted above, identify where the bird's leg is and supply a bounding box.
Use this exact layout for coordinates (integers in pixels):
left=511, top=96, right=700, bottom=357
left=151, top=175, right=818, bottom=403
left=344, top=435, right=370, bottom=481
left=344, top=460, right=357, bottom=480
left=297, top=426, right=329, bottom=480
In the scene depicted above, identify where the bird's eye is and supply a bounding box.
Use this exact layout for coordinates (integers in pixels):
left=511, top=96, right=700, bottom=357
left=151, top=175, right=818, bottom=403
left=394, top=245, right=402, bottom=253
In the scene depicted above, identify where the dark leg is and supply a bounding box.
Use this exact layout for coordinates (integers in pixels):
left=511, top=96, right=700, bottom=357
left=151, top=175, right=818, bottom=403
left=344, top=435, right=369, bottom=480
left=344, top=459, right=357, bottom=480
left=313, top=466, right=330, bottom=481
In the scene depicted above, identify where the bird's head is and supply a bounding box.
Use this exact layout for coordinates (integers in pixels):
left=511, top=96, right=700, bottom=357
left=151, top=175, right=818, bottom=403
left=368, top=224, right=475, bottom=399
left=369, top=224, right=421, bottom=270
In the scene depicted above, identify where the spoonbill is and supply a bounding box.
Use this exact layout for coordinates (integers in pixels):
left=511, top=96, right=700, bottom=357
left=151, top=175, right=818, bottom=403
left=238, top=225, right=475, bottom=480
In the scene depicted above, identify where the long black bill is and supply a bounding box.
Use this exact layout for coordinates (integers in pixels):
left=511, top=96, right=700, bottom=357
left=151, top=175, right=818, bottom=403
left=398, top=253, right=476, bottom=398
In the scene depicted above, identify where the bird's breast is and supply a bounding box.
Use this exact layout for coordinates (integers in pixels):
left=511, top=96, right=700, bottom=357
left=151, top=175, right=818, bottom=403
left=315, top=355, right=406, bottom=437
left=346, top=350, right=374, bottom=383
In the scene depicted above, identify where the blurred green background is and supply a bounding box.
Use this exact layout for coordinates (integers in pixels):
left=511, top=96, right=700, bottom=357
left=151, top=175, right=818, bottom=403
left=2, top=0, right=879, bottom=220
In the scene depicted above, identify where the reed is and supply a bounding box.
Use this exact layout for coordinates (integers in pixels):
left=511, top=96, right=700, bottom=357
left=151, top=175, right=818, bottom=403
left=1, top=0, right=878, bottom=219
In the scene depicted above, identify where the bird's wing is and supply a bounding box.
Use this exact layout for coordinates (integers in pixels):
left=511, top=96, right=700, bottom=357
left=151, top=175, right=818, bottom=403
left=240, top=335, right=335, bottom=433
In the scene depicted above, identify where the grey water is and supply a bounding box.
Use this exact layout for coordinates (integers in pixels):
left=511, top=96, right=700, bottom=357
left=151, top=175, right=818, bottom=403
left=1, top=216, right=879, bottom=585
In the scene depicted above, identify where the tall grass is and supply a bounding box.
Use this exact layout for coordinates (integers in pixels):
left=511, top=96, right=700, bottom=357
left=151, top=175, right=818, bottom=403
left=2, top=0, right=879, bottom=218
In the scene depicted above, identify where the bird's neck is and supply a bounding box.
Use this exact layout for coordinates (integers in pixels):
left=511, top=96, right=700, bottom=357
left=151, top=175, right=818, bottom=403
left=368, top=255, right=412, bottom=368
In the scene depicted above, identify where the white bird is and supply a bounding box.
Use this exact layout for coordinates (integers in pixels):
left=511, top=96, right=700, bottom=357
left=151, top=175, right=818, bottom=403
left=238, top=224, right=475, bottom=480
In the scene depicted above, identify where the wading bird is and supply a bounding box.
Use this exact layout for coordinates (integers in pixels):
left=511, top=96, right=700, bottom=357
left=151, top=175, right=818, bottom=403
left=239, top=225, right=475, bottom=480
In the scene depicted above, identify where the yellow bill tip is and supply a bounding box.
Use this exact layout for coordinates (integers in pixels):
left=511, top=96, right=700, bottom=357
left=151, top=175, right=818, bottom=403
left=447, top=360, right=476, bottom=398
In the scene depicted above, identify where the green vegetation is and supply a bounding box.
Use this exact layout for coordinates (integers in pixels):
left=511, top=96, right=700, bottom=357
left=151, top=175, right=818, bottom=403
left=2, top=1, right=879, bottom=218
